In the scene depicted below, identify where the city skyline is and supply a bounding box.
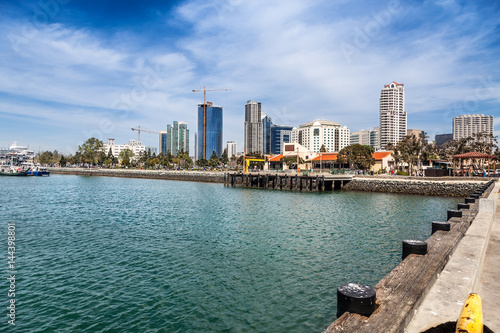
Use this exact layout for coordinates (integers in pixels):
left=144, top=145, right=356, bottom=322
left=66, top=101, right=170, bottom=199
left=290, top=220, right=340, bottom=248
left=1, top=1, right=499, bottom=154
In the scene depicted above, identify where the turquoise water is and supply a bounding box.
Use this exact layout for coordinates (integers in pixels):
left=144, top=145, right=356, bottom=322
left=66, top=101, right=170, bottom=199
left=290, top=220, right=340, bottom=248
left=1, top=175, right=460, bottom=332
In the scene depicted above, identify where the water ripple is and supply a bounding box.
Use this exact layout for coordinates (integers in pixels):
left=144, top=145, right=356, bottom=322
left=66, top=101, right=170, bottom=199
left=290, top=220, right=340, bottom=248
left=0, top=175, right=460, bottom=332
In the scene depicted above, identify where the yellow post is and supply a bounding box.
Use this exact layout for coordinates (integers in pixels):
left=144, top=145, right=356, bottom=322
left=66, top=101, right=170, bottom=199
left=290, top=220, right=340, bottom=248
left=456, top=293, right=483, bottom=333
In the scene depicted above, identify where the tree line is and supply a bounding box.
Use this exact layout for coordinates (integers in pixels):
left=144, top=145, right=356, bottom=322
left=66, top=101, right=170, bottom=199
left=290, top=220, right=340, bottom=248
left=36, top=137, right=235, bottom=169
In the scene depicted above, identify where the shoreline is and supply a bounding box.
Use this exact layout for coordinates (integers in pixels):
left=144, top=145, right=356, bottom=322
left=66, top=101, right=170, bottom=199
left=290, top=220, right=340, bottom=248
left=47, top=167, right=492, bottom=197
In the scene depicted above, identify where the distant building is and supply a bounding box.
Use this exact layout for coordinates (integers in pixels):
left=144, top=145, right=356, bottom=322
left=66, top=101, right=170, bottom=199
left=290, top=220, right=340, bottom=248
left=145, top=146, right=158, bottom=155
left=244, top=100, right=263, bottom=154
left=453, top=114, right=494, bottom=143
left=226, top=141, right=237, bottom=158
left=351, top=128, right=379, bottom=149
left=371, top=127, right=380, bottom=149
left=197, top=102, right=223, bottom=159
left=291, top=120, right=350, bottom=153
left=435, top=133, right=453, bottom=146
left=270, top=125, right=294, bottom=154
left=407, top=129, right=424, bottom=139
left=103, top=138, right=145, bottom=159
left=262, top=113, right=273, bottom=154
left=379, top=81, right=407, bottom=149
left=166, top=121, right=189, bottom=156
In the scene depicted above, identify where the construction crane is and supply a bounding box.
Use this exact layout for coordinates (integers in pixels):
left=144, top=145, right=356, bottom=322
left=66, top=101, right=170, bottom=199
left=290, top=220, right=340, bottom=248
left=192, top=86, right=231, bottom=159
left=131, top=126, right=160, bottom=142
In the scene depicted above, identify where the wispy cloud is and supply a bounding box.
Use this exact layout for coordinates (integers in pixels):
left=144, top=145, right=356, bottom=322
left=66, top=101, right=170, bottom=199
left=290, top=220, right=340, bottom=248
left=0, top=0, right=499, bottom=152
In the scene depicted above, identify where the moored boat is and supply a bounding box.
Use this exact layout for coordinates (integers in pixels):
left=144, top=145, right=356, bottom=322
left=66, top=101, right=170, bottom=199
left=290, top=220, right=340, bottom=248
left=0, top=166, right=28, bottom=176
left=27, top=167, right=50, bottom=176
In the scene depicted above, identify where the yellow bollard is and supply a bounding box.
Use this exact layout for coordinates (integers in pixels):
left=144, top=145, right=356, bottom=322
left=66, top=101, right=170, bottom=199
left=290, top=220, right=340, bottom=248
left=456, top=293, right=483, bottom=333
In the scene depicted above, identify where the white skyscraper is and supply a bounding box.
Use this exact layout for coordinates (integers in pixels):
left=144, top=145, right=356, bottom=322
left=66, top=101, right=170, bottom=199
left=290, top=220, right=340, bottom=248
left=244, top=100, right=263, bottom=154
left=453, top=114, right=494, bottom=143
left=379, top=81, right=407, bottom=149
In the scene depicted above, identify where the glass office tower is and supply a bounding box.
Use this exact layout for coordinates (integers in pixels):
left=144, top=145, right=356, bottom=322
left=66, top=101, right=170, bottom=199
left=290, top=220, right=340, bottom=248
left=197, top=102, right=223, bottom=160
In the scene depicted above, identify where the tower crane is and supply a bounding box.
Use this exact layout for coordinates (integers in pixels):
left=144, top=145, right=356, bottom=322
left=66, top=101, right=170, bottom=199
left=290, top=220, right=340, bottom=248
left=131, top=126, right=160, bottom=142
left=192, top=86, right=231, bottom=159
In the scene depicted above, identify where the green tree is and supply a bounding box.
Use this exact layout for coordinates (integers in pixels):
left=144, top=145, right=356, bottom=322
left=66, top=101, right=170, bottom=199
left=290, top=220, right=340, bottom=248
left=77, top=137, right=104, bottom=166
left=119, top=148, right=135, bottom=167
left=196, top=158, right=208, bottom=167
left=280, top=155, right=304, bottom=169
left=319, top=144, right=327, bottom=152
left=221, top=149, right=229, bottom=165
left=59, top=154, right=67, bottom=167
left=337, top=144, right=375, bottom=170
left=208, top=151, right=220, bottom=168
left=177, top=150, right=192, bottom=168
left=394, top=135, right=423, bottom=175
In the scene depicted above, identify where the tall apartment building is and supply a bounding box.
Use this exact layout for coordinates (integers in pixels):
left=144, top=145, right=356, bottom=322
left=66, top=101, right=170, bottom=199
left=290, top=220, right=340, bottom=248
left=453, top=114, right=494, bottom=143
left=262, top=113, right=273, bottom=154
left=350, top=128, right=379, bottom=149
left=197, top=102, right=223, bottom=159
left=226, top=141, right=237, bottom=158
left=244, top=100, right=263, bottom=154
left=270, top=125, right=294, bottom=154
left=166, top=121, right=189, bottom=156
left=159, top=131, right=168, bottom=155
left=379, top=81, right=407, bottom=149
left=291, top=120, right=350, bottom=153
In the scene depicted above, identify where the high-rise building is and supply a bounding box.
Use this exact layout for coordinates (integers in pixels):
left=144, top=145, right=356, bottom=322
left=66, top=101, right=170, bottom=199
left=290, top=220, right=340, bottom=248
left=262, top=113, right=273, bottom=154
left=379, top=81, right=407, bottom=149
left=159, top=131, right=168, bottom=155
left=244, top=100, right=263, bottom=154
left=453, top=114, right=494, bottom=143
left=291, top=120, right=350, bottom=153
left=166, top=121, right=189, bottom=156
left=270, top=125, right=293, bottom=154
left=226, top=141, right=237, bottom=158
left=197, top=102, right=223, bottom=159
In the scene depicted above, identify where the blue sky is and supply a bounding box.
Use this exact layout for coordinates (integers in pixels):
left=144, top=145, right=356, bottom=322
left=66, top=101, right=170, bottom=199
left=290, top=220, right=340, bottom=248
left=0, top=0, right=499, bottom=154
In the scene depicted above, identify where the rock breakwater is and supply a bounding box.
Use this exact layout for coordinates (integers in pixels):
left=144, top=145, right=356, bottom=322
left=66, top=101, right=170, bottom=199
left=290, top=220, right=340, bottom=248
left=344, top=178, right=487, bottom=197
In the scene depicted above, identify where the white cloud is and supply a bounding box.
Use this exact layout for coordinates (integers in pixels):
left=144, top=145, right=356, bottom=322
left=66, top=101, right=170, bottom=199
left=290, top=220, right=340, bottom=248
left=1, top=0, right=499, bottom=152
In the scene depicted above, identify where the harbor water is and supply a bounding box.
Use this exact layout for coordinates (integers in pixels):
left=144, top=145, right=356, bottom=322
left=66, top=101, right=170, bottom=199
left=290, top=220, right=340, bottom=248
left=1, top=175, right=460, bottom=332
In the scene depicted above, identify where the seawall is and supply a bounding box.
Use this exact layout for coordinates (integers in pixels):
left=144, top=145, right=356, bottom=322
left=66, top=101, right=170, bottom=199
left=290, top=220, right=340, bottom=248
left=48, top=167, right=225, bottom=183
left=344, top=177, right=487, bottom=197
left=324, top=180, right=497, bottom=332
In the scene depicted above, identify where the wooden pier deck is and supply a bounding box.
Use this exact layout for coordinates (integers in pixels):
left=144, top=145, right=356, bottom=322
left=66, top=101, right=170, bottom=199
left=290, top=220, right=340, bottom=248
left=224, top=172, right=353, bottom=192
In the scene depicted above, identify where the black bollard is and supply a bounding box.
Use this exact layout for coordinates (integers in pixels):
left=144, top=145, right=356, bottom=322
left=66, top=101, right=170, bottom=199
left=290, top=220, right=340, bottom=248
left=336, top=283, right=376, bottom=318
left=465, top=197, right=475, bottom=204
left=402, top=240, right=427, bottom=260
left=432, top=221, right=451, bottom=234
left=458, top=203, right=470, bottom=210
left=471, top=194, right=480, bottom=199
left=447, top=209, right=463, bottom=221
